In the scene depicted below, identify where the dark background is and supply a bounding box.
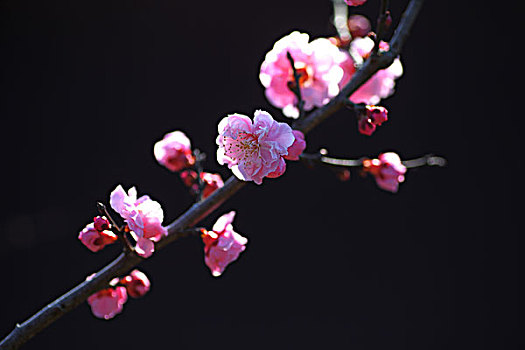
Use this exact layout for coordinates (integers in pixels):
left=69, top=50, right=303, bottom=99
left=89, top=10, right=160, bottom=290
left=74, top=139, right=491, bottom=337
left=0, top=0, right=521, bottom=349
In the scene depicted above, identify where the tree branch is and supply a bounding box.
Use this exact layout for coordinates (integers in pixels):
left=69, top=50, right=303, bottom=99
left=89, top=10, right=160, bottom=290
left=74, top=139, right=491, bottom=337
left=293, top=0, right=425, bottom=134
left=0, top=1, right=425, bottom=348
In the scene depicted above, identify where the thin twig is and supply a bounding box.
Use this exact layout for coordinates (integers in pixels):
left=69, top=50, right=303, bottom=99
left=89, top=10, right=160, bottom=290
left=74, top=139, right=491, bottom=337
left=286, top=51, right=305, bottom=119
left=96, top=202, right=134, bottom=253
left=300, top=152, right=446, bottom=169
left=0, top=1, right=425, bottom=348
left=372, top=0, right=390, bottom=56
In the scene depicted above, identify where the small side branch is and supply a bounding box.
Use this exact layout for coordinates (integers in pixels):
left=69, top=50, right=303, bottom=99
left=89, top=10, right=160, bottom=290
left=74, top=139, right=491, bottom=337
left=286, top=51, right=305, bottom=119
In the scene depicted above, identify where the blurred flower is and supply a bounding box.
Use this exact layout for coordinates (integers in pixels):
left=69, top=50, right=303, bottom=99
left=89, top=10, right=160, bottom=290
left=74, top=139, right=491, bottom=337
left=154, top=131, right=195, bottom=172
left=110, top=185, right=167, bottom=258
left=216, top=110, right=294, bottom=184
left=120, top=269, right=150, bottom=298
left=260, top=31, right=345, bottom=118
left=338, top=37, right=403, bottom=105
left=362, top=152, right=407, bottom=192
left=87, top=287, right=127, bottom=320
left=180, top=170, right=224, bottom=199
left=201, top=211, right=247, bottom=277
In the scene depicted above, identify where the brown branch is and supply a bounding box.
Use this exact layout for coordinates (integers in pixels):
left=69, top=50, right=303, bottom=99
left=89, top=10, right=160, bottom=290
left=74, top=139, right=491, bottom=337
left=0, top=1, right=425, bottom=348
left=293, top=0, right=425, bottom=134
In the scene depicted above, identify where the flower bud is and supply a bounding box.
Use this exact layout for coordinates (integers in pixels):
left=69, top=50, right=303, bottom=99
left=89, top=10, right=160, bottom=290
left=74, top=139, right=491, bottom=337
left=120, top=269, right=151, bottom=298
left=93, top=216, right=111, bottom=232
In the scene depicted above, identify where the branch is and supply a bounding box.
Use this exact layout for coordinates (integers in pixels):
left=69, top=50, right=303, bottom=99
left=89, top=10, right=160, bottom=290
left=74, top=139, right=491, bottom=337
left=293, top=0, right=425, bottom=134
left=0, top=1, right=425, bottom=348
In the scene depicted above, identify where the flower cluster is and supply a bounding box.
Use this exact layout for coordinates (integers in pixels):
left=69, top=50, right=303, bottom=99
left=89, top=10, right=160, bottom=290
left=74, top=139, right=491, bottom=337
left=110, top=185, right=168, bottom=258
left=201, top=211, right=247, bottom=277
left=78, top=216, right=117, bottom=252
left=259, top=31, right=402, bottom=119
left=87, top=269, right=150, bottom=320
left=259, top=31, right=346, bottom=119
left=216, top=110, right=305, bottom=184
left=154, top=130, right=224, bottom=199
left=362, top=152, right=407, bottom=192
left=340, top=38, right=403, bottom=105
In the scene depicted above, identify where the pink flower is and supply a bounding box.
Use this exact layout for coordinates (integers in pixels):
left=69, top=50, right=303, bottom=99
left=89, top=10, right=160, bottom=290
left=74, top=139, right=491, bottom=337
left=284, top=130, right=306, bottom=161
left=154, top=131, right=195, bottom=172
left=110, top=185, right=168, bottom=258
left=120, top=269, right=151, bottom=298
left=201, top=211, right=247, bottom=277
left=344, top=0, right=367, bottom=6
left=216, top=110, right=295, bottom=184
left=259, top=31, right=345, bottom=118
left=180, top=170, right=224, bottom=199
left=357, top=105, right=388, bottom=136
left=339, top=37, right=403, bottom=105
left=78, top=222, right=117, bottom=252
left=363, top=152, right=407, bottom=192
left=87, top=287, right=128, bottom=320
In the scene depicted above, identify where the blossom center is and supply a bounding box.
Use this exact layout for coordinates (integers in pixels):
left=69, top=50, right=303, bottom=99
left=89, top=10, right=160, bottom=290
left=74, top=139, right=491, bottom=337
left=224, top=131, right=260, bottom=164
left=287, top=62, right=312, bottom=89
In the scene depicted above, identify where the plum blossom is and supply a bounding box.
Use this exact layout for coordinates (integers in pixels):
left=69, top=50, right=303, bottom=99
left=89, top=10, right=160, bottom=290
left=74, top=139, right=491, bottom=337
left=119, top=269, right=151, bottom=298
left=154, top=130, right=195, bottom=172
left=344, top=0, right=367, bottom=6
left=110, top=185, right=168, bottom=258
left=259, top=31, right=346, bottom=118
left=201, top=211, right=247, bottom=277
left=284, top=130, right=307, bottom=161
left=78, top=219, right=117, bottom=252
left=87, top=287, right=128, bottom=320
left=362, top=152, right=407, bottom=192
left=216, top=110, right=295, bottom=184
left=339, top=37, right=403, bottom=105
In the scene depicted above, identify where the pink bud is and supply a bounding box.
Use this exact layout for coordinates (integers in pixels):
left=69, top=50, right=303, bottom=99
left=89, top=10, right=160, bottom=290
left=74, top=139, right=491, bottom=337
left=120, top=269, right=151, bottom=298
left=78, top=223, right=117, bottom=252
left=284, top=130, right=307, bottom=161
left=93, top=216, right=111, bottom=232
left=348, top=14, right=371, bottom=39
left=366, top=105, right=388, bottom=125
left=357, top=116, right=376, bottom=136
left=87, top=287, right=127, bottom=320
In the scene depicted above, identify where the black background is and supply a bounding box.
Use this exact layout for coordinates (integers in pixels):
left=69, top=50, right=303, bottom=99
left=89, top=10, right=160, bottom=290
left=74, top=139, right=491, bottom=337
left=0, top=0, right=521, bottom=349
